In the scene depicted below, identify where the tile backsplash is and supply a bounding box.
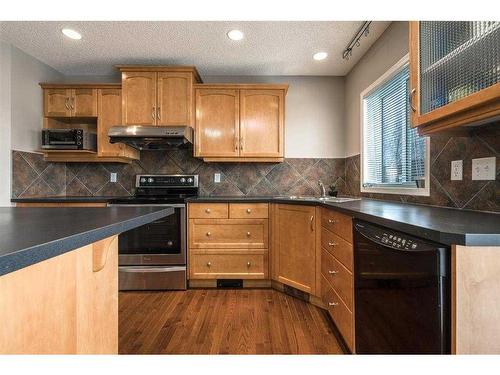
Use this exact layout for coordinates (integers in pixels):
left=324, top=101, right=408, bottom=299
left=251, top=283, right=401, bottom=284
left=12, top=149, right=348, bottom=199
left=345, top=125, right=499, bottom=212
left=11, top=125, right=499, bottom=213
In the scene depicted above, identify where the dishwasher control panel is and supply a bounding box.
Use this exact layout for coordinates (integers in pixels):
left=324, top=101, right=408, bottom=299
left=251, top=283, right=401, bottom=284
left=355, top=221, right=445, bottom=252
left=380, top=233, right=418, bottom=250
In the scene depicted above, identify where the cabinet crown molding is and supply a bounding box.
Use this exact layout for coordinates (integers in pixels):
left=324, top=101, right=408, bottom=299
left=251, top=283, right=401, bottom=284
left=115, top=65, right=202, bottom=83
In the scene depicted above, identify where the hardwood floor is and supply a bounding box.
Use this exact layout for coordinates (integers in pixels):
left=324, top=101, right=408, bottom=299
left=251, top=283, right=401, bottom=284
left=119, top=289, right=343, bottom=354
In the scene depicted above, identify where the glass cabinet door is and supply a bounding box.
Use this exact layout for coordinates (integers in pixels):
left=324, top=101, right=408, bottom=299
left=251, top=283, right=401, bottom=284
left=418, top=21, right=500, bottom=115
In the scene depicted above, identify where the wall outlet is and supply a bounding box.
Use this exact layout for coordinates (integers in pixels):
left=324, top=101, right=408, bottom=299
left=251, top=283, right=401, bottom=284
left=110, top=172, right=117, bottom=183
left=214, top=173, right=221, bottom=183
left=451, top=160, right=463, bottom=181
left=472, top=157, right=496, bottom=181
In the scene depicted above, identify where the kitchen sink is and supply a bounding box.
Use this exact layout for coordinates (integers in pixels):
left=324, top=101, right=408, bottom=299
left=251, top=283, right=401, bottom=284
left=274, top=195, right=361, bottom=203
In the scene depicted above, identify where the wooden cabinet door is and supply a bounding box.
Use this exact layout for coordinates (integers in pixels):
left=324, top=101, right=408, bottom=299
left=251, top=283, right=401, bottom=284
left=195, top=89, right=239, bottom=157
left=122, top=71, right=157, bottom=125
left=239, top=89, right=284, bottom=157
left=272, top=204, right=317, bottom=294
left=71, top=88, right=97, bottom=117
left=44, top=88, right=72, bottom=117
left=98, top=88, right=124, bottom=157
left=157, top=72, right=193, bottom=126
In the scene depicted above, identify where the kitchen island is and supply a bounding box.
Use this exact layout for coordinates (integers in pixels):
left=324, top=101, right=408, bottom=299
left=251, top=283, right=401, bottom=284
left=0, top=206, right=174, bottom=354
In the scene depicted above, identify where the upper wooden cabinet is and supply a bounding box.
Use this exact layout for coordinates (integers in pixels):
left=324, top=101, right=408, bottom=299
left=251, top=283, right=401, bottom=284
left=271, top=204, right=320, bottom=296
left=118, top=66, right=201, bottom=127
left=40, top=83, right=139, bottom=163
left=194, top=84, right=287, bottom=162
left=44, top=87, right=97, bottom=117
left=195, top=88, right=240, bottom=157
left=97, top=88, right=139, bottom=160
left=240, top=89, right=284, bottom=158
left=409, top=21, right=500, bottom=135
left=121, top=71, right=157, bottom=125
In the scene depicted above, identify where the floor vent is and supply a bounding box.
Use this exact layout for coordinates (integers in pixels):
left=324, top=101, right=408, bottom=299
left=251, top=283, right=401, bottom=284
left=283, top=284, right=310, bottom=302
left=217, top=279, right=243, bottom=288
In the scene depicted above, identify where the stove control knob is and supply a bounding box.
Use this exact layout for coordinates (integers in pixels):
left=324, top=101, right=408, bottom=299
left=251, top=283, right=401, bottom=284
left=148, top=178, right=154, bottom=183
left=140, top=178, right=146, bottom=183
left=187, top=177, right=193, bottom=183
left=180, top=178, right=186, bottom=183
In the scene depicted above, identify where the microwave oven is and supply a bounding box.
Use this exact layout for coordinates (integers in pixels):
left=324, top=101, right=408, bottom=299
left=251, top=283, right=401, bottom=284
left=41, top=129, right=97, bottom=151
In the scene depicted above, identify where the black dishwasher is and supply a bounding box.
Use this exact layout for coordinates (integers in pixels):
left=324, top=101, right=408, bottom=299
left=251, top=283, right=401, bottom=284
left=353, top=220, right=450, bottom=354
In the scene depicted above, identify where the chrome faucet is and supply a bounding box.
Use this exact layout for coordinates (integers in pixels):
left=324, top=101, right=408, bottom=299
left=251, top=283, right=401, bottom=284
left=318, top=180, right=327, bottom=198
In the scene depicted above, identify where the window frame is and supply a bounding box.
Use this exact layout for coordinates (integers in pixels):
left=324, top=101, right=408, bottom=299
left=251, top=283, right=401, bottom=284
left=360, top=54, right=430, bottom=197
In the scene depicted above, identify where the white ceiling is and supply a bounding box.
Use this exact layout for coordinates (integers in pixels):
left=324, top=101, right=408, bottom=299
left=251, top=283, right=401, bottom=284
left=0, top=21, right=391, bottom=77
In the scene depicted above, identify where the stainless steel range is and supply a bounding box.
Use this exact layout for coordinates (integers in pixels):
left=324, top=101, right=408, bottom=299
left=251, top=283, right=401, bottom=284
left=108, top=174, right=198, bottom=290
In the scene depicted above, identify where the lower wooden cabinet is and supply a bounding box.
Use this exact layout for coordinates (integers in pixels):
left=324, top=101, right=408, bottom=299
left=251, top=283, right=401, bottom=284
left=0, top=236, right=118, bottom=354
left=320, top=209, right=355, bottom=352
left=271, top=204, right=320, bottom=296
left=188, top=203, right=269, bottom=280
left=189, top=251, right=267, bottom=279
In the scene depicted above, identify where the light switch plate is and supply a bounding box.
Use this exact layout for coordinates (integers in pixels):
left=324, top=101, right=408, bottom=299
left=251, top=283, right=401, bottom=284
left=110, top=172, right=117, bottom=183
left=451, top=160, right=463, bottom=180
left=472, top=157, right=496, bottom=180
left=214, top=173, right=221, bottom=183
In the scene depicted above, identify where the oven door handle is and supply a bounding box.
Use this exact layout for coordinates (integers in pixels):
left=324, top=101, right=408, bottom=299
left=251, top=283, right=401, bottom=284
left=119, top=266, right=186, bottom=273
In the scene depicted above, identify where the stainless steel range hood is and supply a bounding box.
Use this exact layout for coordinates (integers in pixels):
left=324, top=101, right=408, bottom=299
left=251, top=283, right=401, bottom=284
left=108, top=125, right=193, bottom=150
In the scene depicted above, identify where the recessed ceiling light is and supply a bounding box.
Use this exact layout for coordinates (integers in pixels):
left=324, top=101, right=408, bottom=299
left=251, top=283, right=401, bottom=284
left=227, top=30, right=244, bottom=41
left=61, top=28, right=82, bottom=40
left=313, top=52, right=328, bottom=61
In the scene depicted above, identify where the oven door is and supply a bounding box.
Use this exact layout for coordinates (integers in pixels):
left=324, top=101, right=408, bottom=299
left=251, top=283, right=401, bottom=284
left=108, top=204, right=186, bottom=266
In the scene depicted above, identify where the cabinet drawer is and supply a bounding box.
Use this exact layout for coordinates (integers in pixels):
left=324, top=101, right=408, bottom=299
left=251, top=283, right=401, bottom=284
left=321, top=228, right=353, bottom=271
left=321, top=275, right=354, bottom=351
left=189, top=219, right=268, bottom=248
left=229, top=203, right=269, bottom=219
left=190, top=253, right=267, bottom=279
left=321, top=208, right=352, bottom=243
left=321, top=248, right=353, bottom=310
left=189, top=203, right=228, bottom=219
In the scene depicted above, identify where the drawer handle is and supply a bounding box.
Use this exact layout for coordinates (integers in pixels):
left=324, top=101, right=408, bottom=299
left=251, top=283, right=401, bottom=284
left=328, top=219, right=338, bottom=224
left=206, top=231, right=211, bottom=237
left=328, top=302, right=339, bottom=307
left=328, top=241, right=338, bottom=247
left=247, top=262, right=251, bottom=268
left=205, top=208, right=211, bottom=213
left=328, top=270, right=338, bottom=275
left=207, top=261, right=211, bottom=267
left=246, top=231, right=251, bottom=237
left=246, top=208, right=252, bottom=213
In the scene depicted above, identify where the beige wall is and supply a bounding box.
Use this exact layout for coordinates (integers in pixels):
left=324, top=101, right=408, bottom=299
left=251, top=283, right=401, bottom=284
left=204, top=75, right=346, bottom=158
left=344, top=21, right=409, bottom=157
left=0, top=42, right=12, bottom=206
left=10, top=45, right=64, bottom=152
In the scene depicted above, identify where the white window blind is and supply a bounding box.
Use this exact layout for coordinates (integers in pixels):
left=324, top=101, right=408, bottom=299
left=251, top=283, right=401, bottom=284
left=362, top=64, right=426, bottom=189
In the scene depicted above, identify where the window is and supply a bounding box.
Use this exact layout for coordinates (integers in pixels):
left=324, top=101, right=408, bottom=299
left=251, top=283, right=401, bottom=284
left=361, top=55, right=429, bottom=196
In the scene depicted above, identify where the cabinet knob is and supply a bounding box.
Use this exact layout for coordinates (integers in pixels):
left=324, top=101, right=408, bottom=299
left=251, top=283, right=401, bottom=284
left=247, top=262, right=251, bottom=268
left=246, top=208, right=252, bottom=213
left=206, top=231, right=211, bottom=237
left=328, top=241, right=338, bottom=247
left=207, top=261, right=211, bottom=267
left=328, top=219, right=337, bottom=224
left=328, top=270, right=338, bottom=275
left=246, top=232, right=251, bottom=237
left=205, top=208, right=211, bottom=213
left=328, top=302, right=339, bottom=307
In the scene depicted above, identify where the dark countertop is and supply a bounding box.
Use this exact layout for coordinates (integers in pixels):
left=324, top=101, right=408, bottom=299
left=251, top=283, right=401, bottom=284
left=0, top=206, right=173, bottom=277
left=11, top=195, right=500, bottom=247
left=186, top=196, right=500, bottom=247
left=11, top=196, right=120, bottom=203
